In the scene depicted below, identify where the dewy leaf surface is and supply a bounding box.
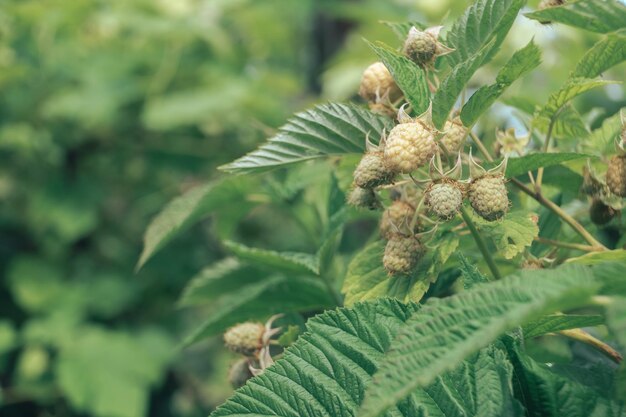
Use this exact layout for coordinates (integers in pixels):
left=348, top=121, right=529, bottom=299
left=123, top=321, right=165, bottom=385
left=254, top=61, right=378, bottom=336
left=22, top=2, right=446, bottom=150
left=359, top=265, right=600, bottom=417
left=220, top=103, right=394, bottom=174
left=210, top=299, right=523, bottom=417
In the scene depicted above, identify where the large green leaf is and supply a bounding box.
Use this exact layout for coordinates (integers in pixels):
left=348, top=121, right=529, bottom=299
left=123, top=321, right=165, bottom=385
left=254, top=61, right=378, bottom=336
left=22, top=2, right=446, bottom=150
left=137, top=177, right=255, bottom=269
left=445, top=0, right=526, bottom=67
left=581, top=110, right=626, bottom=156
left=359, top=264, right=600, bottom=417
left=219, top=103, right=394, bottom=174
left=522, top=314, right=604, bottom=338
left=211, top=299, right=522, bottom=417
left=368, top=41, right=430, bottom=115
left=497, top=152, right=593, bottom=178
left=573, top=29, right=626, bottom=78
left=524, top=0, right=626, bottom=34
left=461, top=40, right=541, bottom=126
left=342, top=234, right=458, bottom=306
left=432, top=39, right=497, bottom=129
left=182, top=274, right=334, bottom=346
left=533, top=78, right=615, bottom=138
left=471, top=210, right=539, bottom=260
left=607, top=297, right=626, bottom=400
left=505, top=336, right=625, bottom=417
left=224, top=240, right=320, bottom=275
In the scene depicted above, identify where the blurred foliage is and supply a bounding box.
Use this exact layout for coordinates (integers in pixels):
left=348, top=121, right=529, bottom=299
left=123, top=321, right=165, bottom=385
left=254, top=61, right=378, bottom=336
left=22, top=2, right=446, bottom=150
left=1, top=0, right=625, bottom=417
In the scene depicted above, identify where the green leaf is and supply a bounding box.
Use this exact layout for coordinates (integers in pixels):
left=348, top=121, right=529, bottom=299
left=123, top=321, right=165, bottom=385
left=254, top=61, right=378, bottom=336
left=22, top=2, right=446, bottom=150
left=501, top=152, right=592, bottom=178
left=537, top=78, right=615, bottom=123
left=137, top=177, right=254, bottom=270
left=581, top=110, right=626, bottom=156
left=505, top=336, right=625, bottom=417
left=211, top=299, right=522, bottom=417
left=524, top=0, right=626, bottom=34
left=382, top=20, right=426, bottom=41
left=458, top=253, right=489, bottom=289
left=182, top=275, right=334, bottom=345
left=342, top=234, right=458, bottom=306
left=523, top=314, right=604, bottom=338
left=592, top=262, right=626, bottom=295
left=472, top=211, right=539, bottom=259
left=445, top=0, right=526, bottom=67
left=567, top=249, right=626, bottom=266
left=461, top=40, right=542, bottom=126
left=219, top=103, right=394, bottom=174
left=367, top=41, right=430, bottom=115
left=432, top=38, right=497, bottom=129
left=573, top=30, right=626, bottom=78
left=607, top=297, right=626, bottom=400
left=359, top=264, right=599, bottom=417
left=531, top=194, right=563, bottom=256
left=224, top=240, right=320, bottom=275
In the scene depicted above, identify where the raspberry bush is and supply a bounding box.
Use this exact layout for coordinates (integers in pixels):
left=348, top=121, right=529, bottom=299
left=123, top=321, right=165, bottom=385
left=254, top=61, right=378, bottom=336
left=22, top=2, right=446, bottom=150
left=140, top=1, right=626, bottom=416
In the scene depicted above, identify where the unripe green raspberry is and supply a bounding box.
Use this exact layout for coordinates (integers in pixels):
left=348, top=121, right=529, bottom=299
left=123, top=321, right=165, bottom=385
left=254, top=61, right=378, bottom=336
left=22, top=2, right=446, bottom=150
left=441, top=119, right=467, bottom=153
left=469, top=174, right=509, bottom=221
left=224, top=322, right=265, bottom=356
left=353, top=151, right=395, bottom=188
left=606, top=155, right=626, bottom=197
left=403, top=28, right=437, bottom=67
left=383, top=234, right=423, bottom=275
left=384, top=121, right=438, bottom=173
left=359, top=62, right=402, bottom=102
left=425, top=179, right=464, bottom=221
left=347, top=186, right=381, bottom=210
left=228, top=358, right=255, bottom=388
left=380, top=200, right=417, bottom=239
left=589, top=198, right=618, bottom=225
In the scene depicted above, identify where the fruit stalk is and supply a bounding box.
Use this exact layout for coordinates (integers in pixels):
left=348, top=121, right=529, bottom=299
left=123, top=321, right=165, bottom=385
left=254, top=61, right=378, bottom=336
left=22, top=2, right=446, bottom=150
left=460, top=206, right=502, bottom=280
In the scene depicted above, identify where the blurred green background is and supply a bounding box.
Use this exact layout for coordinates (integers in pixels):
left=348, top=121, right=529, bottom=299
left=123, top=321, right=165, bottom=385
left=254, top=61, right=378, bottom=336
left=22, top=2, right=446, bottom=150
left=0, top=1, right=623, bottom=417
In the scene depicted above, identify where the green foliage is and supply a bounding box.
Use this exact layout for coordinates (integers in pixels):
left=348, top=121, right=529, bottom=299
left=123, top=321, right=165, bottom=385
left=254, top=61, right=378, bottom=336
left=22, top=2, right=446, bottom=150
left=368, top=41, right=430, bottom=115
left=461, top=40, right=542, bottom=125
left=573, top=29, right=626, bottom=78
left=524, top=0, right=626, bottom=33
left=359, top=265, right=599, bottom=417
left=522, top=314, right=605, bottom=338
left=219, top=103, right=394, bottom=174
left=501, top=152, right=593, bottom=178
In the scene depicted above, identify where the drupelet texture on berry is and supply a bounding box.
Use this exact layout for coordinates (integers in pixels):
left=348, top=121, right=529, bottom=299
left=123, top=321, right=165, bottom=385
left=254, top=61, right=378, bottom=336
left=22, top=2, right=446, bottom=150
left=358, top=62, right=402, bottom=103
left=383, top=234, right=423, bottom=275
left=347, top=186, right=381, bottom=210
left=384, top=121, right=437, bottom=173
left=606, top=155, right=626, bottom=197
left=469, top=174, right=509, bottom=221
left=425, top=179, right=464, bottom=221
left=380, top=200, right=417, bottom=239
left=223, top=322, right=265, bottom=356
left=441, top=118, right=467, bottom=153
left=353, top=151, right=395, bottom=188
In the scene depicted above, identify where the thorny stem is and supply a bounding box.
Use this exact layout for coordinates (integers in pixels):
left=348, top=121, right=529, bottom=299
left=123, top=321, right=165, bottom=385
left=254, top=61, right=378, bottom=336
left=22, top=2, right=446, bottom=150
left=558, top=328, right=623, bottom=364
left=468, top=131, right=606, bottom=250
left=534, top=237, right=603, bottom=252
left=460, top=206, right=502, bottom=280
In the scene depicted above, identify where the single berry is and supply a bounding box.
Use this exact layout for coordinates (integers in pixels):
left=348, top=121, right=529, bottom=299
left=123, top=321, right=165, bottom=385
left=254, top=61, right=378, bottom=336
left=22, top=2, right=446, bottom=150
left=441, top=118, right=467, bottom=153
left=425, top=179, right=464, bottom=221
left=403, top=27, right=437, bottom=67
left=353, top=151, right=395, bottom=188
left=224, top=322, right=265, bottom=356
left=469, top=174, right=509, bottom=221
left=521, top=259, right=544, bottom=270
left=228, top=358, right=255, bottom=388
left=589, top=198, right=618, bottom=225
left=606, top=155, right=626, bottom=197
left=347, top=186, right=381, bottom=210
left=380, top=200, right=417, bottom=239
left=383, top=234, right=423, bottom=275
left=384, top=121, right=438, bottom=173
left=359, top=62, right=402, bottom=103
